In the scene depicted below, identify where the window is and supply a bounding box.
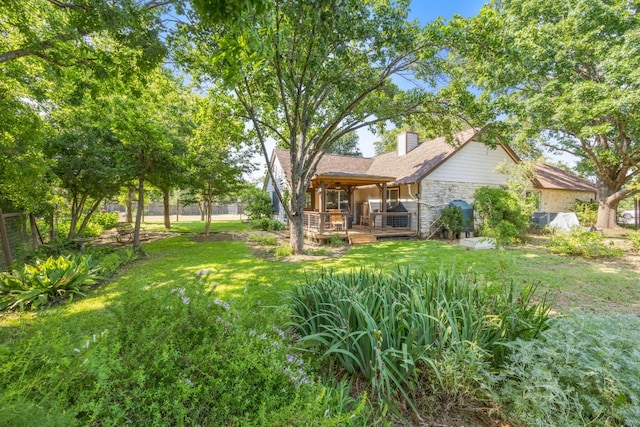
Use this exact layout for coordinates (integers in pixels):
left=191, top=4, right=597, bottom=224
left=271, top=191, right=279, bottom=214
left=326, top=190, right=349, bottom=211
left=304, top=191, right=312, bottom=210
left=386, top=188, right=399, bottom=207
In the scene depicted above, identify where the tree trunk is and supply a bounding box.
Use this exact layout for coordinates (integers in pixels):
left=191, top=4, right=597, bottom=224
left=204, top=199, right=212, bottom=236
left=289, top=193, right=305, bottom=254
left=595, top=179, right=627, bottom=229
left=289, top=214, right=304, bottom=254
left=163, top=188, right=171, bottom=229
left=133, top=176, right=145, bottom=251
left=126, top=188, right=134, bottom=223
left=76, top=198, right=102, bottom=237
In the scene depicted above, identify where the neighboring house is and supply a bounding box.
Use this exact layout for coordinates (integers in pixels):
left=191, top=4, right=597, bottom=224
left=265, top=129, right=595, bottom=238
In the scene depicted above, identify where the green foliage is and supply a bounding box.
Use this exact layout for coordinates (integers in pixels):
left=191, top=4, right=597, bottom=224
left=474, top=187, right=531, bottom=245
left=574, top=199, right=598, bottom=227
left=288, top=267, right=550, bottom=413
left=243, top=189, right=274, bottom=221
left=27, top=237, right=78, bottom=260
left=327, top=234, right=345, bottom=247
left=2, top=234, right=639, bottom=425
left=628, top=231, right=640, bottom=253
left=92, top=212, right=119, bottom=230
left=440, top=205, right=465, bottom=239
left=275, top=243, right=294, bottom=257
left=84, top=246, right=136, bottom=277
left=0, top=255, right=102, bottom=311
left=547, top=229, right=623, bottom=258
left=250, top=217, right=285, bottom=231
left=179, top=0, right=458, bottom=252
left=449, top=0, right=640, bottom=226
left=0, top=268, right=362, bottom=425
left=247, top=233, right=278, bottom=245
left=495, top=314, right=640, bottom=426
left=56, top=221, right=103, bottom=239
left=327, top=132, right=362, bottom=156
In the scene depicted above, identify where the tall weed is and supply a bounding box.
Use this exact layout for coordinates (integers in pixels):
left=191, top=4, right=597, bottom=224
left=547, top=229, right=623, bottom=258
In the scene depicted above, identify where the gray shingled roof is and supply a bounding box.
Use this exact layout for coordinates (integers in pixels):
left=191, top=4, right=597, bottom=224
left=271, top=131, right=594, bottom=193
left=273, top=148, right=374, bottom=184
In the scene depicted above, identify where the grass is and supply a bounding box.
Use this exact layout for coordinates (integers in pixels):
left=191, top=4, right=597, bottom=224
left=1, top=225, right=639, bottom=425
left=142, top=219, right=250, bottom=234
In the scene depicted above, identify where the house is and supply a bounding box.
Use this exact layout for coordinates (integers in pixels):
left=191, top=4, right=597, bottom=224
left=265, top=129, right=596, bottom=239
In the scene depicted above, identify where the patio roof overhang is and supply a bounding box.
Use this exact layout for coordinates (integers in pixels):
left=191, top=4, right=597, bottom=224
left=310, top=172, right=396, bottom=190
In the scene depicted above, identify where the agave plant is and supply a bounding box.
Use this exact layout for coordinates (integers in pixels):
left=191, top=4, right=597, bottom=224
left=0, top=255, right=103, bottom=311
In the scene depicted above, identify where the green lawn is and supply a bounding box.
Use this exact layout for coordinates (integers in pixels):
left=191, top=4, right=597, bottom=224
left=1, top=224, right=639, bottom=425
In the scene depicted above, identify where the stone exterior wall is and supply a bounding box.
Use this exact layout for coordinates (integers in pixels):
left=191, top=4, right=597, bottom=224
left=539, top=189, right=595, bottom=213
left=418, top=180, right=497, bottom=236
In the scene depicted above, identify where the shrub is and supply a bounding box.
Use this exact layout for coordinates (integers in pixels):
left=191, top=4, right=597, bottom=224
left=474, top=187, right=532, bottom=245
left=0, top=255, right=103, bottom=311
left=247, top=233, right=278, bottom=245
left=288, top=267, right=550, bottom=414
left=58, top=272, right=338, bottom=426
left=440, top=205, right=465, bottom=239
left=250, top=217, right=285, bottom=231
left=327, top=234, right=344, bottom=246
left=243, top=189, right=274, bottom=221
left=92, top=212, right=119, bottom=230
left=574, top=199, right=598, bottom=227
left=27, top=237, right=78, bottom=260
left=495, top=314, right=640, bottom=426
left=628, top=230, right=640, bottom=252
left=547, top=229, right=623, bottom=258
left=275, top=243, right=294, bottom=257
left=57, top=221, right=104, bottom=238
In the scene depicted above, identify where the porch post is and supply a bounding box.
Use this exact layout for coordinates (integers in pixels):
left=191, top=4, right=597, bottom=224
left=319, top=181, right=326, bottom=232
left=381, top=183, right=387, bottom=229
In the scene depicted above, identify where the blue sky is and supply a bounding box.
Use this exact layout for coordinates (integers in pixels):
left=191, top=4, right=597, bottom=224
left=354, top=1, right=488, bottom=157
left=252, top=1, right=489, bottom=179
left=408, top=1, right=486, bottom=22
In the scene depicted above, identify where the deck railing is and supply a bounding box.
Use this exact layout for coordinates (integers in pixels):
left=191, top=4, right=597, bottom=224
left=303, top=211, right=414, bottom=234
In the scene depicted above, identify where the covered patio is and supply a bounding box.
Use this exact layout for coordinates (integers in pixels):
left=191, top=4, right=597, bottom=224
left=301, top=172, right=416, bottom=242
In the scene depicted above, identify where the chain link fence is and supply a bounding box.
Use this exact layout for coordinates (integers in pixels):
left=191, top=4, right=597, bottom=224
left=0, top=212, right=35, bottom=269
left=103, top=202, right=245, bottom=217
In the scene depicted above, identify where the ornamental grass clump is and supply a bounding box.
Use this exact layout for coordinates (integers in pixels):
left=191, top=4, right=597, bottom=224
left=288, top=267, right=550, bottom=413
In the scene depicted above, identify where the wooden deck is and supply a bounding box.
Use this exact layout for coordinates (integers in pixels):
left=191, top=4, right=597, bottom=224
left=305, top=225, right=416, bottom=244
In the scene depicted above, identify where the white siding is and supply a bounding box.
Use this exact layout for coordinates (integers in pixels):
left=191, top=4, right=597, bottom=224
left=264, top=156, right=289, bottom=224
left=427, top=141, right=516, bottom=184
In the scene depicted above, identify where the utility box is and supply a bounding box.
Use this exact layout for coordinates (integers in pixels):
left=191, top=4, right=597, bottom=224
left=448, top=200, right=474, bottom=232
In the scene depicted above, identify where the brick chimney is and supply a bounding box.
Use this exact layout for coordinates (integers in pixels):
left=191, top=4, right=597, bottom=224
left=397, top=131, right=419, bottom=156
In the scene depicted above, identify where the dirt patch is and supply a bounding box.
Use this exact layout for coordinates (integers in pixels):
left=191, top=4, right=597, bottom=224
left=244, top=231, right=350, bottom=262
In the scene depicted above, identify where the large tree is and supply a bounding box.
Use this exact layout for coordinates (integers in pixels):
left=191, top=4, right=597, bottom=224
left=184, top=92, right=253, bottom=235
left=449, top=0, right=640, bottom=228
left=0, top=0, right=170, bottom=214
left=327, top=132, right=362, bottom=157
left=107, top=69, right=189, bottom=250
left=182, top=0, right=456, bottom=253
